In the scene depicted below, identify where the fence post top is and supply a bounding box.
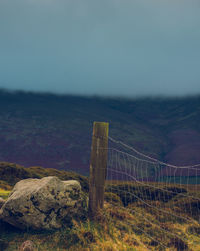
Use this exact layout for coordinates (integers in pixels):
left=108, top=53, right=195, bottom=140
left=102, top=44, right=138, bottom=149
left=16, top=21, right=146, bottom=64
left=93, top=121, right=109, bottom=126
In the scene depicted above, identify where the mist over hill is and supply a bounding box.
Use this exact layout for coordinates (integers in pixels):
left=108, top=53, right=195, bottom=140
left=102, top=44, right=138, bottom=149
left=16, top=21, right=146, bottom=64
left=0, top=89, right=200, bottom=176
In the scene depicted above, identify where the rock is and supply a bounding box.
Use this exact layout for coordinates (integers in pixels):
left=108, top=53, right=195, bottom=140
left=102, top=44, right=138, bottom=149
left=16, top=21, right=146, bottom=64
left=0, top=197, right=5, bottom=209
left=0, top=176, right=88, bottom=230
left=19, top=240, right=35, bottom=251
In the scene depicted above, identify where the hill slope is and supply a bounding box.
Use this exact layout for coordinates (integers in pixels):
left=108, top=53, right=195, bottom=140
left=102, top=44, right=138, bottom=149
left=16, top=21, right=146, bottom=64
left=0, top=90, right=200, bottom=176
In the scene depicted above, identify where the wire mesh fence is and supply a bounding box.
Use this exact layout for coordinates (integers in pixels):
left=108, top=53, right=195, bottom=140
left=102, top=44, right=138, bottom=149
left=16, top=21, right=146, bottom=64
left=103, top=136, right=200, bottom=250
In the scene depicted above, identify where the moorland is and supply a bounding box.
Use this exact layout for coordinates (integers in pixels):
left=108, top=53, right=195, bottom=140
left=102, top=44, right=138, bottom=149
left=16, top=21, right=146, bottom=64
left=0, top=163, right=200, bottom=250
left=0, top=90, right=200, bottom=250
left=0, top=90, right=200, bottom=177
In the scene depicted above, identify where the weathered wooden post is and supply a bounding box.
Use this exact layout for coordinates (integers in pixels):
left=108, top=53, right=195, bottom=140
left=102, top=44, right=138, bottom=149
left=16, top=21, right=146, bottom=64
left=88, top=122, right=109, bottom=219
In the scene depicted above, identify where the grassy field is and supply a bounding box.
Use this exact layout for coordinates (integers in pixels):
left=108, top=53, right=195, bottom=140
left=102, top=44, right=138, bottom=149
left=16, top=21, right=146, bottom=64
left=1, top=200, right=200, bottom=250
left=1, top=178, right=200, bottom=250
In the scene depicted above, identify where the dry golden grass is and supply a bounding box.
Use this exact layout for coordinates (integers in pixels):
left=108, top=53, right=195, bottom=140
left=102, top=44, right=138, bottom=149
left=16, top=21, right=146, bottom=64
left=1, top=198, right=200, bottom=250
left=1, top=180, right=200, bottom=250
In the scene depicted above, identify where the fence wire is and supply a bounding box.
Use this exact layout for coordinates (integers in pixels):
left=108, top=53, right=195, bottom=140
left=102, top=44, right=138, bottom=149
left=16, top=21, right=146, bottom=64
left=103, top=137, right=200, bottom=250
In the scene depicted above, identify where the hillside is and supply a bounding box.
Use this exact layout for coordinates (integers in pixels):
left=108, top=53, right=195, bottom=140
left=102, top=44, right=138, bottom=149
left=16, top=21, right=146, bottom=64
left=0, top=163, right=200, bottom=250
left=0, top=90, right=200, bottom=177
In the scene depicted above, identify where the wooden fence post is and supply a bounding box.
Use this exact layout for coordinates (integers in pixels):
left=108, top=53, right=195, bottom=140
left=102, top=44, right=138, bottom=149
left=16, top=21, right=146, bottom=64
left=88, top=121, right=109, bottom=219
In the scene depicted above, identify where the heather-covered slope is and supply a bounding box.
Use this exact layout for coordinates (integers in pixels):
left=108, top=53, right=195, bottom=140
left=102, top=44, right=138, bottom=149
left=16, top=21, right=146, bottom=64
left=0, top=90, right=200, bottom=176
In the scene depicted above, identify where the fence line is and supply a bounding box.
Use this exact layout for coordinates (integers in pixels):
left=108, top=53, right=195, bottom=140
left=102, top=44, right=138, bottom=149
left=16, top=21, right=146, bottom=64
left=104, top=138, right=200, bottom=250
left=88, top=122, right=200, bottom=250
left=108, top=136, right=200, bottom=169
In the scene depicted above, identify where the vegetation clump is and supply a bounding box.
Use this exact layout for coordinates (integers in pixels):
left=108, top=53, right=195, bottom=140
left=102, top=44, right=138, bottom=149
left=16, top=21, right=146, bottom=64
left=104, top=192, right=122, bottom=206
left=0, top=162, right=89, bottom=193
left=105, top=183, right=187, bottom=206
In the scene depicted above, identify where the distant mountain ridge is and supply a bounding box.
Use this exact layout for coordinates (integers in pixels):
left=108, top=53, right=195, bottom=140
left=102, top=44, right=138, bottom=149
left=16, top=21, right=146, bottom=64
left=0, top=89, right=200, bottom=176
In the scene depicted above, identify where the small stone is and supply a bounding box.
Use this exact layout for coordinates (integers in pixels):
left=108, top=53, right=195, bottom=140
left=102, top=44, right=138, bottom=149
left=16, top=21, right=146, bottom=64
left=19, top=240, right=35, bottom=251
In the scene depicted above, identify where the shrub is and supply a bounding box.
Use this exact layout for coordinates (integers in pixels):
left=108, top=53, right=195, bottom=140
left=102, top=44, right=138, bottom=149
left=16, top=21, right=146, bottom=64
left=104, top=192, right=122, bottom=205
left=0, top=162, right=89, bottom=193
left=0, top=180, right=12, bottom=191
left=106, top=184, right=186, bottom=206
left=187, top=226, right=200, bottom=235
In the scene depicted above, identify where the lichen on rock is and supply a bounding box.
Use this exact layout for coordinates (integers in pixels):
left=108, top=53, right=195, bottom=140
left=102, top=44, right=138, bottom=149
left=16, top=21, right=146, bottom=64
left=0, top=176, right=88, bottom=231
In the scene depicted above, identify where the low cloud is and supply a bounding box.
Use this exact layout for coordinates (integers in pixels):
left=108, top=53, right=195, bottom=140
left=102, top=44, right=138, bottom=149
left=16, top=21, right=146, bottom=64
left=0, top=0, right=200, bottom=97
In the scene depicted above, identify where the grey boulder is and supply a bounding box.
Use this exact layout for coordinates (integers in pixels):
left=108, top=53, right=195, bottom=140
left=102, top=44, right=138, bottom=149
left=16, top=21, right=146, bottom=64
left=0, top=176, right=88, bottom=230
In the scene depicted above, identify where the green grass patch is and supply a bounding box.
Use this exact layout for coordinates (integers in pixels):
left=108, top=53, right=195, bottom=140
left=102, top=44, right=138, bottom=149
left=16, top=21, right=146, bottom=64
left=0, top=189, right=11, bottom=200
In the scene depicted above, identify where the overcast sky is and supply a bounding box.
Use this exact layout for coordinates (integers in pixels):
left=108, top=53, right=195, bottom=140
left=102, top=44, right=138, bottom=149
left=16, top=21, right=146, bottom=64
left=0, top=0, right=200, bottom=97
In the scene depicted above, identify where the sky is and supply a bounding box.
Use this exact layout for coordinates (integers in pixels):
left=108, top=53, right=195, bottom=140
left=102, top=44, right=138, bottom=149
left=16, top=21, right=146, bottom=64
left=0, top=0, right=200, bottom=97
